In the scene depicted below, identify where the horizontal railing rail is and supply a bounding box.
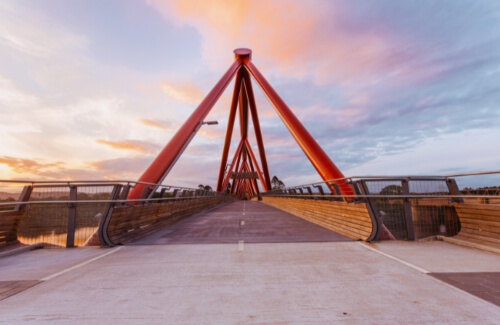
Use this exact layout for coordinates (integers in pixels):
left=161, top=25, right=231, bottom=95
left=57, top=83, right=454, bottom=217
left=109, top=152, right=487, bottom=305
left=0, top=195, right=234, bottom=207
left=259, top=194, right=499, bottom=200
left=264, top=170, right=500, bottom=195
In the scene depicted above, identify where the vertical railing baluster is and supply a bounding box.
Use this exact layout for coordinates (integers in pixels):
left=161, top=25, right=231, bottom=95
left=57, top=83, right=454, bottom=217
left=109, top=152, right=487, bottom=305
left=15, top=185, right=33, bottom=211
left=402, top=179, right=415, bottom=240
left=66, top=185, right=77, bottom=247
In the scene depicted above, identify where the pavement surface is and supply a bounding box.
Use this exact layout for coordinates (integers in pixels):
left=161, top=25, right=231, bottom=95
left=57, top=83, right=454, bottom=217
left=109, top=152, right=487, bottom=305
left=1, top=201, right=500, bottom=324
left=132, top=201, right=351, bottom=245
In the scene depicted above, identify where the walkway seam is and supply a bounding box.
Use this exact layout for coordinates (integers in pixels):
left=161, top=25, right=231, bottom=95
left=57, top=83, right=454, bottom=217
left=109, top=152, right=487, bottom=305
left=41, top=246, right=123, bottom=281
left=357, top=242, right=429, bottom=274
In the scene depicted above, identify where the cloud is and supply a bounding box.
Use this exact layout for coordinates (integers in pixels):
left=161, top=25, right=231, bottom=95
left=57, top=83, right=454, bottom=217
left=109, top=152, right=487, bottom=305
left=0, top=2, right=88, bottom=58
left=0, top=75, right=40, bottom=109
left=148, top=0, right=415, bottom=85
left=87, top=156, right=154, bottom=179
left=0, top=156, right=65, bottom=174
left=139, top=118, right=174, bottom=131
left=96, top=139, right=160, bottom=154
left=159, top=80, right=204, bottom=105
left=0, top=154, right=154, bottom=181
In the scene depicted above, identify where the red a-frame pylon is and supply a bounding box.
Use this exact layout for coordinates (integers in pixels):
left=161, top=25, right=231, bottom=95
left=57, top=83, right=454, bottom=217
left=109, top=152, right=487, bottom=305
left=128, top=48, right=353, bottom=200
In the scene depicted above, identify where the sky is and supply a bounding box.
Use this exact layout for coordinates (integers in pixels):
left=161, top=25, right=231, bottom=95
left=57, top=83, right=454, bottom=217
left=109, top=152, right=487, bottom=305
left=1, top=0, right=499, bottom=189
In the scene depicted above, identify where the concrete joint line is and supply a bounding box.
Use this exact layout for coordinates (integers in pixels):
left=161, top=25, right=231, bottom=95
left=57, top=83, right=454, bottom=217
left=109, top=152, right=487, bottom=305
left=357, top=242, right=429, bottom=274
left=41, top=246, right=123, bottom=281
left=358, top=243, right=499, bottom=307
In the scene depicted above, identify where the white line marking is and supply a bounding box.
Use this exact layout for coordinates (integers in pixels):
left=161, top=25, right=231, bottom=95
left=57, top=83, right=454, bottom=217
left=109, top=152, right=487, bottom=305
left=238, top=240, right=244, bottom=252
left=357, top=242, right=429, bottom=274
left=41, top=246, right=123, bottom=281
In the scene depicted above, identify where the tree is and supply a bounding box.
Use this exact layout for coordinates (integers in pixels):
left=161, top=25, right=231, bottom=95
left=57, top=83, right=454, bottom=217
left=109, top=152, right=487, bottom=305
left=198, top=184, right=213, bottom=191
left=379, top=185, right=403, bottom=195
left=271, top=176, right=285, bottom=190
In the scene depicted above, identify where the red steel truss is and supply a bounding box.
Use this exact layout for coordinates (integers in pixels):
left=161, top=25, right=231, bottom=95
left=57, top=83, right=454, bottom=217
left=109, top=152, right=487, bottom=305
left=128, top=48, right=353, bottom=201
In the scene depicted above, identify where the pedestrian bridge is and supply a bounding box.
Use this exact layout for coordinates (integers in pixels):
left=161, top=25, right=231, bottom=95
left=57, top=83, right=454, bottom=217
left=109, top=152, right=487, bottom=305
left=2, top=172, right=499, bottom=250
left=1, top=191, right=500, bottom=323
left=1, top=47, right=500, bottom=321
left=1, top=174, right=500, bottom=322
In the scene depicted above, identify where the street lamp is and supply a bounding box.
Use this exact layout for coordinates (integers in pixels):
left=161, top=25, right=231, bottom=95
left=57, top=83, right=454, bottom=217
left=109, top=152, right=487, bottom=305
left=147, top=120, right=219, bottom=198
left=202, top=120, right=218, bottom=125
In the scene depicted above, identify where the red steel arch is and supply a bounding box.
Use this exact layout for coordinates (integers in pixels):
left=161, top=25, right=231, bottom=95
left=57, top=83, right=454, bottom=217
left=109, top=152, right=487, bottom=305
left=128, top=48, right=353, bottom=201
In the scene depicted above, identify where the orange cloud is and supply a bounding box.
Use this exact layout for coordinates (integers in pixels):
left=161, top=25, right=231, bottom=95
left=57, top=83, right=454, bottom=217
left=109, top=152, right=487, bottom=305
left=139, top=118, right=173, bottom=131
left=0, top=156, right=65, bottom=174
left=96, top=139, right=159, bottom=154
left=159, top=80, right=204, bottom=105
left=148, top=0, right=400, bottom=84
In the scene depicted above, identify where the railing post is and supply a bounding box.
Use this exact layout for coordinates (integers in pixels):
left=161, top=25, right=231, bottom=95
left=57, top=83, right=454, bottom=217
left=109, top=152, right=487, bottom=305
left=358, top=180, right=380, bottom=242
left=119, top=185, right=131, bottom=206
left=314, top=185, right=325, bottom=195
left=15, top=186, right=33, bottom=211
left=446, top=178, right=464, bottom=203
left=401, top=179, right=415, bottom=240
left=159, top=188, right=167, bottom=203
left=140, top=186, right=150, bottom=205
left=66, top=185, right=77, bottom=248
left=98, top=185, right=122, bottom=247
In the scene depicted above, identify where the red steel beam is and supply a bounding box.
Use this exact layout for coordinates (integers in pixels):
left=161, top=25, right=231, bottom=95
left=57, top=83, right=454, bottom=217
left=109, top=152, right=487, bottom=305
left=222, top=138, right=244, bottom=193
left=242, top=69, right=272, bottom=191
left=246, top=160, right=260, bottom=195
left=128, top=59, right=242, bottom=200
left=243, top=139, right=268, bottom=191
left=216, top=69, right=244, bottom=192
left=243, top=58, right=354, bottom=196
left=239, top=80, right=249, bottom=140
left=232, top=163, right=244, bottom=196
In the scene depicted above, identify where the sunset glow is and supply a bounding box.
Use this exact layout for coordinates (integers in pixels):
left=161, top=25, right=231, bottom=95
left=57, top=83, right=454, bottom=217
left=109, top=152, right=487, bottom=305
left=1, top=0, right=499, bottom=187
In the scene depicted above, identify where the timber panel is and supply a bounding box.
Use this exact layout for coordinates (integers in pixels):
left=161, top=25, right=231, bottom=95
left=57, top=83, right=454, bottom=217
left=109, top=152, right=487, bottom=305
left=0, top=210, right=25, bottom=248
left=107, top=197, right=236, bottom=244
left=261, top=197, right=373, bottom=241
left=453, top=203, right=500, bottom=249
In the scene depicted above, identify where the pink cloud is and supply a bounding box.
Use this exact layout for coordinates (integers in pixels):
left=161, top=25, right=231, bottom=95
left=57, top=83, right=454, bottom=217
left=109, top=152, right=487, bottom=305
left=96, top=139, right=160, bottom=154
left=159, top=80, right=204, bottom=105
left=139, top=118, right=173, bottom=131
left=147, top=0, right=410, bottom=85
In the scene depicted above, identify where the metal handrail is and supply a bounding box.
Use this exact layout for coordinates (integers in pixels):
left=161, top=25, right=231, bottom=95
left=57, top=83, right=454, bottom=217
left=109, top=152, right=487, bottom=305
left=258, top=194, right=499, bottom=200
left=266, top=170, right=500, bottom=194
left=2, top=194, right=493, bottom=208
left=0, top=179, right=198, bottom=190
left=0, top=194, right=232, bottom=207
left=443, top=170, right=500, bottom=177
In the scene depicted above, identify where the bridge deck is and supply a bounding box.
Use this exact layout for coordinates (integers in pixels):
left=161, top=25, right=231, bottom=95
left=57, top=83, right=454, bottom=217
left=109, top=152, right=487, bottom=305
left=1, top=201, right=500, bottom=323
left=132, top=201, right=351, bottom=244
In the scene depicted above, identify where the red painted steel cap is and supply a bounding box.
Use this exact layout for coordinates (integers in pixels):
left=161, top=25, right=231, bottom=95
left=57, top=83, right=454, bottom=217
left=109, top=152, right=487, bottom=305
left=234, top=48, right=252, bottom=60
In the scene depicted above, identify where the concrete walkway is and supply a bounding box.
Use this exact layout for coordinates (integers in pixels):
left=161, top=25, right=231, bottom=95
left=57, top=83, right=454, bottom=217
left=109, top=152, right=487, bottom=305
left=132, top=201, right=351, bottom=245
left=1, top=202, right=500, bottom=324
